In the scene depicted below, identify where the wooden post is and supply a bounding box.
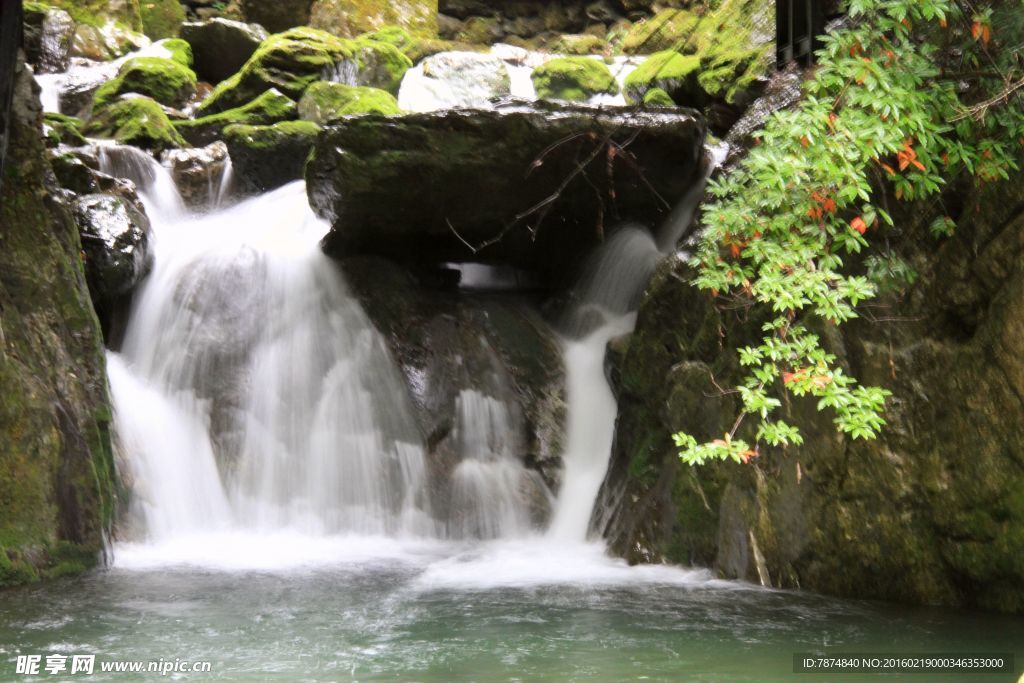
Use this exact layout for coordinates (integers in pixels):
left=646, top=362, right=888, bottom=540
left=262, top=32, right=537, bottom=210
left=0, top=0, right=23, bottom=192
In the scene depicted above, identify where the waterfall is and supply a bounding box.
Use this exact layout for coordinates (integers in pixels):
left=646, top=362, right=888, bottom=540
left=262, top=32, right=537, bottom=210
left=103, top=150, right=435, bottom=543
left=547, top=147, right=722, bottom=541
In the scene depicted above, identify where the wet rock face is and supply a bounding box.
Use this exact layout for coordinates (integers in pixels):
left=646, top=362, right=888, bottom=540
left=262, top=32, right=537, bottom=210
left=339, top=256, right=567, bottom=497
left=597, top=175, right=1024, bottom=614
left=180, top=18, right=268, bottom=84
left=72, top=193, right=153, bottom=336
left=161, top=141, right=230, bottom=209
left=223, top=120, right=320, bottom=193
left=1, top=60, right=115, bottom=586
left=308, top=102, right=705, bottom=281
left=400, top=51, right=512, bottom=111
left=23, top=4, right=76, bottom=74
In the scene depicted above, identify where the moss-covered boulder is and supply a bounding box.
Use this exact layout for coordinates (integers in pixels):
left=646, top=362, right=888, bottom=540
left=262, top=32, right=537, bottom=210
left=621, top=8, right=700, bottom=54
left=196, top=27, right=353, bottom=115
left=1, top=60, right=115, bottom=587
left=307, top=103, right=705, bottom=279
left=298, top=82, right=399, bottom=123
left=531, top=57, right=618, bottom=102
left=140, top=0, right=186, bottom=40
left=43, top=112, right=88, bottom=147
left=84, top=96, right=185, bottom=152
left=309, top=0, right=438, bottom=39
left=92, top=57, right=197, bottom=110
left=179, top=18, right=269, bottom=84
left=175, top=88, right=297, bottom=147
left=223, top=120, right=320, bottom=192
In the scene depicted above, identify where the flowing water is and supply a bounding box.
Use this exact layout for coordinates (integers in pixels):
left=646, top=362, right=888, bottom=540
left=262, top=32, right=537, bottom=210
left=5, top=77, right=1024, bottom=680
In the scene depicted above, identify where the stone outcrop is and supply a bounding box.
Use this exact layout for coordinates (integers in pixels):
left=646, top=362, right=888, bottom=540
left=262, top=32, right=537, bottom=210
left=0, top=61, right=115, bottom=586
left=179, top=18, right=268, bottom=84
left=307, top=102, right=705, bottom=280
left=597, top=175, right=1024, bottom=614
left=340, top=256, right=567, bottom=496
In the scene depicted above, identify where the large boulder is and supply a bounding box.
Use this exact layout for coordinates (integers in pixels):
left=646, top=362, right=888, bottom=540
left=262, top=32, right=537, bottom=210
left=0, top=60, right=115, bottom=586
left=179, top=18, right=268, bottom=84
left=72, top=194, right=153, bottom=336
left=397, top=51, right=511, bottom=112
left=223, top=120, right=319, bottom=193
left=239, top=0, right=313, bottom=33
left=307, top=102, right=705, bottom=279
left=309, top=0, right=438, bottom=39
left=196, top=27, right=353, bottom=114
left=92, top=56, right=198, bottom=110
left=23, top=3, right=75, bottom=74
left=597, top=175, right=1024, bottom=614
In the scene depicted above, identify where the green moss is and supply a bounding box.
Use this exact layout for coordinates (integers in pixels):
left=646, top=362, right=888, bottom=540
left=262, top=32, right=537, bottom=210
left=0, top=549, right=39, bottom=587
left=642, top=87, right=676, bottom=107
left=46, top=0, right=142, bottom=30
left=308, top=0, right=437, bottom=39
left=531, top=57, right=618, bottom=102
left=350, top=36, right=414, bottom=94
left=42, top=541, right=100, bottom=579
left=140, top=0, right=185, bottom=40
left=92, top=56, right=197, bottom=110
left=197, top=27, right=354, bottom=115
left=298, top=82, right=400, bottom=123
left=175, top=88, right=297, bottom=145
left=622, top=9, right=701, bottom=55
left=623, top=50, right=700, bottom=102
left=224, top=120, right=320, bottom=150
left=84, top=96, right=185, bottom=152
left=43, top=113, right=87, bottom=146
left=157, top=38, right=194, bottom=67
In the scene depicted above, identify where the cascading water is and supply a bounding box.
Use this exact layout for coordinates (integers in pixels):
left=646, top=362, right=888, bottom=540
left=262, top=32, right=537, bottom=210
left=104, top=150, right=437, bottom=549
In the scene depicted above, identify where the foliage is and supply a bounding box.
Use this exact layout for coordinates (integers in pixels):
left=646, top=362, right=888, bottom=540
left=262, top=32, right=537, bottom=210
left=676, top=0, right=1024, bottom=465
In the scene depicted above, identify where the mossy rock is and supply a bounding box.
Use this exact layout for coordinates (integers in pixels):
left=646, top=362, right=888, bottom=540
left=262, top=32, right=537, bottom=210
left=157, top=37, right=193, bottom=67
left=140, top=0, right=186, bottom=40
left=43, top=112, right=87, bottom=147
left=552, top=33, right=605, bottom=56
left=223, top=120, right=320, bottom=192
left=197, top=27, right=354, bottom=115
left=308, top=0, right=438, bottom=40
left=92, top=56, right=197, bottom=110
left=623, top=50, right=700, bottom=104
left=70, top=21, right=150, bottom=61
left=298, top=82, right=400, bottom=123
left=531, top=57, right=618, bottom=102
left=348, top=35, right=414, bottom=94
left=642, top=87, right=676, bottom=107
left=175, top=88, right=297, bottom=146
left=45, top=0, right=143, bottom=30
left=622, top=9, right=701, bottom=55
left=85, top=96, right=185, bottom=152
